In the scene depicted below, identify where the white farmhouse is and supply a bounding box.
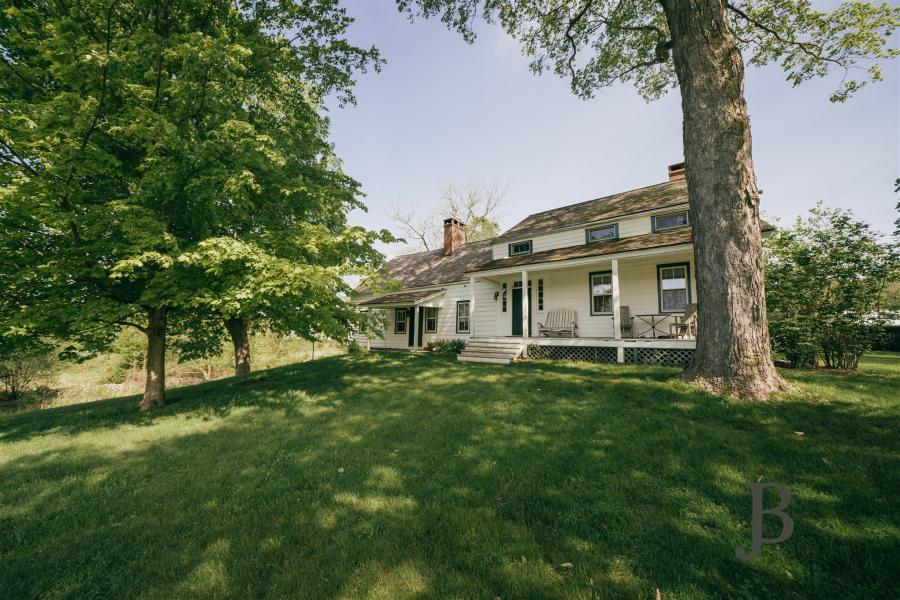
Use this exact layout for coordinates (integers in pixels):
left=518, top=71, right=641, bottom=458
left=353, top=163, right=772, bottom=366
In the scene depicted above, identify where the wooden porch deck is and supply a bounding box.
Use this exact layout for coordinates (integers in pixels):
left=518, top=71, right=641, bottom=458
left=472, top=336, right=696, bottom=349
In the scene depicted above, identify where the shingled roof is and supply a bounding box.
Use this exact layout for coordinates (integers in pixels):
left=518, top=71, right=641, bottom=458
left=356, top=238, right=494, bottom=293
left=473, top=228, right=694, bottom=272
left=496, top=179, right=689, bottom=242
left=357, top=177, right=775, bottom=289
left=359, top=289, right=446, bottom=307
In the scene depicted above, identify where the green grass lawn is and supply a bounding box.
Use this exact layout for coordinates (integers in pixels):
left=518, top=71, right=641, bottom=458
left=2, top=353, right=898, bottom=599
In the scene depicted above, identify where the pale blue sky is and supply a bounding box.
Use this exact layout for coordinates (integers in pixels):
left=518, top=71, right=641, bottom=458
left=327, top=1, right=899, bottom=257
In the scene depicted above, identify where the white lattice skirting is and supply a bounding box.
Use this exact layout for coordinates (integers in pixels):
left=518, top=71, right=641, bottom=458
left=528, top=345, right=694, bottom=368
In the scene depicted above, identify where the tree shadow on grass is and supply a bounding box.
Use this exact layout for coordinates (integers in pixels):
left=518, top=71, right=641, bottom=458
left=1, top=353, right=898, bottom=598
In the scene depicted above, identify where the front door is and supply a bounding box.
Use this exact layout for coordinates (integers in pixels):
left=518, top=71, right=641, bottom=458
left=407, top=307, right=415, bottom=347
left=511, top=287, right=532, bottom=336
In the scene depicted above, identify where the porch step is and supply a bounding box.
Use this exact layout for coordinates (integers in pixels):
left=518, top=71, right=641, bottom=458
left=458, top=338, right=524, bottom=365
left=456, top=355, right=512, bottom=365
left=464, top=343, right=524, bottom=352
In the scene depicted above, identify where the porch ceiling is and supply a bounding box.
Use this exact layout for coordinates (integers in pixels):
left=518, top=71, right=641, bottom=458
left=471, top=228, right=693, bottom=273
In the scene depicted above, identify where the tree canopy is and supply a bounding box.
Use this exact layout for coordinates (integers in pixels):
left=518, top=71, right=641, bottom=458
left=399, top=0, right=899, bottom=102
left=0, top=0, right=391, bottom=408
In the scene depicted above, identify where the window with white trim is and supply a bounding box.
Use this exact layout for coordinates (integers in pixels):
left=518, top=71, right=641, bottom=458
left=501, top=282, right=507, bottom=312
left=658, top=263, right=691, bottom=312
left=652, top=210, right=689, bottom=231
left=508, top=240, right=532, bottom=256
left=589, top=271, right=613, bottom=315
left=394, top=308, right=408, bottom=334
left=586, top=224, right=618, bottom=243
left=424, top=307, right=438, bottom=333
left=456, top=301, right=470, bottom=333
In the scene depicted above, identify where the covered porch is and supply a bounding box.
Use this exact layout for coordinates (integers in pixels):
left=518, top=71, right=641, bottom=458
left=465, top=246, right=697, bottom=365
left=357, top=288, right=447, bottom=350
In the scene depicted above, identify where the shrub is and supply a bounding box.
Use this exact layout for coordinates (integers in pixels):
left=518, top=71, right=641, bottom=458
left=0, top=351, right=54, bottom=402
left=766, top=204, right=898, bottom=370
left=426, top=338, right=466, bottom=354
left=347, top=340, right=367, bottom=354
left=872, top=325, right=900, bottom=352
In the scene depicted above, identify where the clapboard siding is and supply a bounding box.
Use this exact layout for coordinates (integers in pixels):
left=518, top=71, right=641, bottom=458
left=469, top=251, right=696, bottom=338
left=353, top=281, right=473, bottom=349
left=490, top=209, right=683, bottom=259
left=355, top=250, right=696, bottom=345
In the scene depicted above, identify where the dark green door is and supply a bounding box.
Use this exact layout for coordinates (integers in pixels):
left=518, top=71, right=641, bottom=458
left=511, top=287, right=532, bottom=336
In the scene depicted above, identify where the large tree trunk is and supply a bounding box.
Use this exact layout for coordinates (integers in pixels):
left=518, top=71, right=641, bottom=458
left=661, top=0, right=788, bottom=401
left=224, top=317, right=251, bottom=376
left=140, top=306, right=167, bottom=411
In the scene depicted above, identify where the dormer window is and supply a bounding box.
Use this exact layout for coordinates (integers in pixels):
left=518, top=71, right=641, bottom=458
left=508, top=240, right=532, bottom=256
left=652, top=210, right=690, bottom=232
left=586, top=224, right=618, bottom=243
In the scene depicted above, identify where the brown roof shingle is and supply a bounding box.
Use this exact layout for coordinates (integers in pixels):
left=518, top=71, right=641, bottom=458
left=473, top=228, right=694, bottom=272
left=359, top=289, right=446, bottom=306
left=496, top=179, right=689, bottom=242
left=356, top=238, right=494, bottom=292
left=357, top=178, right=775, bottom=287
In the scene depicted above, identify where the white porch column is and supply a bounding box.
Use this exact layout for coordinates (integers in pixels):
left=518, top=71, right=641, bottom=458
left=521, top=269, right=529, bottom=357
left=611, top=258, right=624, bottom=363
left=469, top=275, right=476, bottom=338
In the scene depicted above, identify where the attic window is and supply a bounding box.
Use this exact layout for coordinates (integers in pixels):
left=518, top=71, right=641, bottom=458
left=652, top=210, right=689, bottom=232
left=586, top=224, right=618, bottom=243
left=509, top=240, right=532, bottom=256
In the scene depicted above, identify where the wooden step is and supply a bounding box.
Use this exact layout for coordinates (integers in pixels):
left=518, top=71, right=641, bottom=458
left=459, top=338, right=523, bottom=366
left=457, top=355, right=512, bottom=365
left=459, top=351, right=519, bottom=359
left=464, top=344, right=523, bottom=352
left=465, top=340, right=524, bottom=348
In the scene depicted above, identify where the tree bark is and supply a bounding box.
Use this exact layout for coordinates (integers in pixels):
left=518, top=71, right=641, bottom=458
left=224, top=317, right=251, bottom=376
left=140, top=306, right=167, bottom=411
left=661, top=0, right=788, bottom=400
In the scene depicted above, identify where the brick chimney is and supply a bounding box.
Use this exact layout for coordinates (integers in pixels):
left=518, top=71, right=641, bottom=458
left=668, top=162, right=686, bottom=181
left=443, top=218, right=465, bottom=256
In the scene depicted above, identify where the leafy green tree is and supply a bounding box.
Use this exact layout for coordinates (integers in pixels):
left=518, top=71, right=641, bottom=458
left=174, top=227, right=390, bottom=375
left=396, top=0, right=899, bottom=399
left=765, top=205, right=898, bottom=369
left=0, top=0, right=387, bottom=409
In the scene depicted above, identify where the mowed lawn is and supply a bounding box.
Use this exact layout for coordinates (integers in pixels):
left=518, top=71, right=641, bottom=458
left=1, top=353, right=898, bottom=599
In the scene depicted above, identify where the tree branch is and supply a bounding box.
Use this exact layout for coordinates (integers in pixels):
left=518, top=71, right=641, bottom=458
left=0, top=56, right=45, bottom=94
left=0, top=138, right=40, bottom=177
left=565, top=0, right=597, bottom=81
left=116, top=319, right=147, bottom=333
left=563, top=0, right=670, bottom=87
left=725, top=2, right=845, bottom=67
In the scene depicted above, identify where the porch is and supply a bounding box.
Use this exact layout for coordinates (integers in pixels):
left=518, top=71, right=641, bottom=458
left=464, top=246, right=697, bottom=365
left=459, top=335, right=696, bottom=367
